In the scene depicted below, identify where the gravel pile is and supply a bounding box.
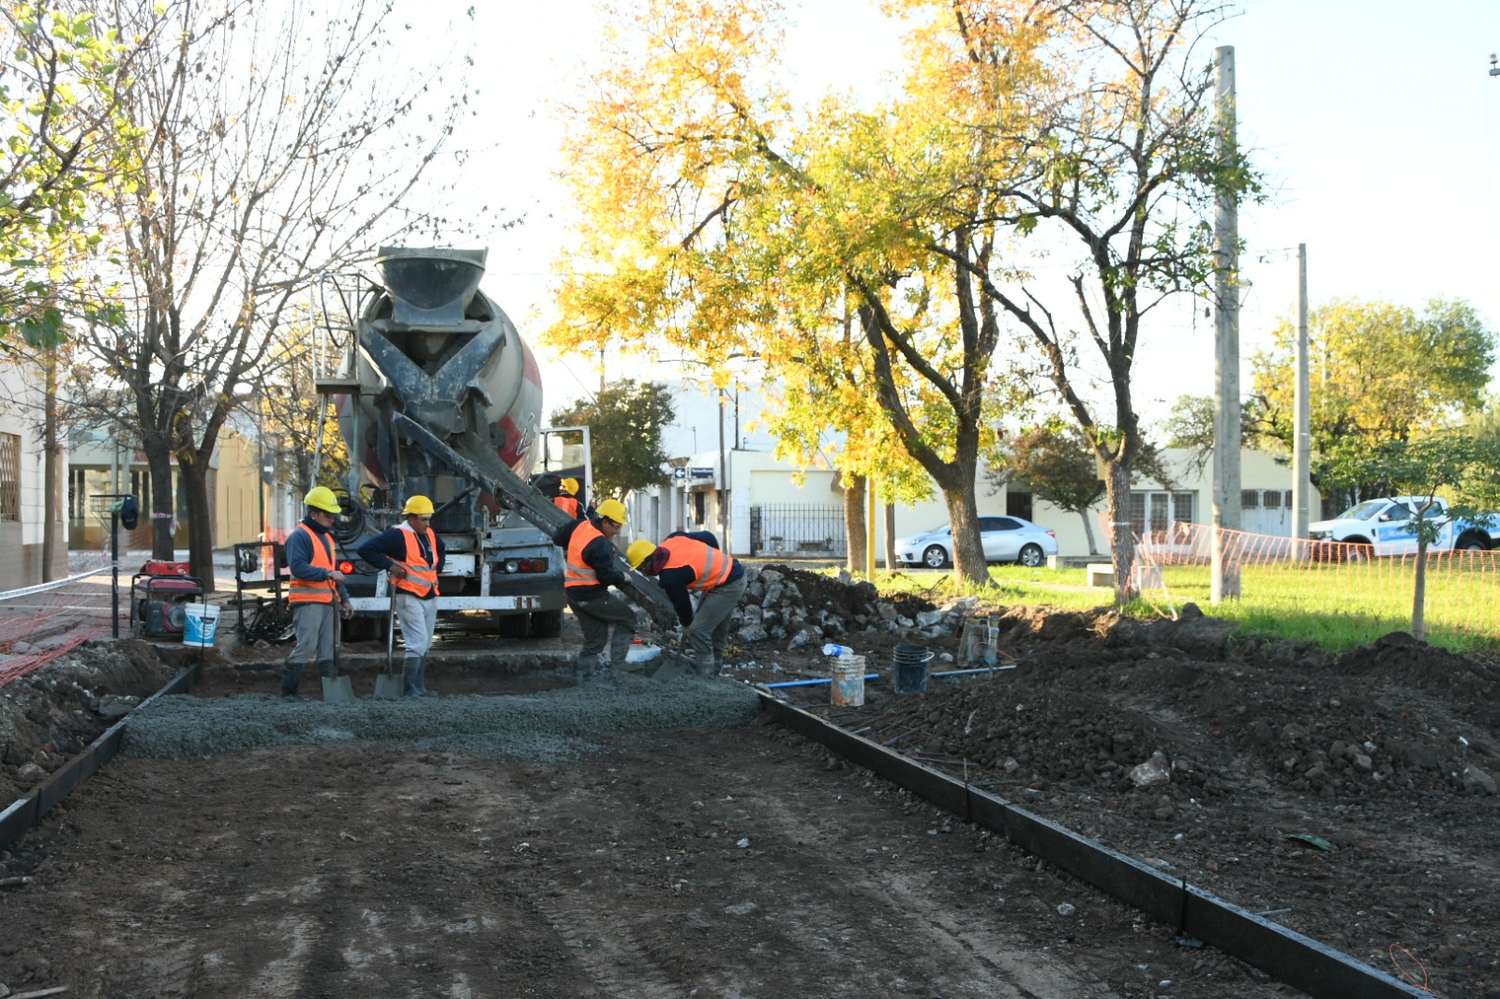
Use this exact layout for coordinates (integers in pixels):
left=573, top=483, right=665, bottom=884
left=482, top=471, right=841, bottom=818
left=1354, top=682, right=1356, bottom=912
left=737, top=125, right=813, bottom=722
left=123, top=673, right=761, bottom=763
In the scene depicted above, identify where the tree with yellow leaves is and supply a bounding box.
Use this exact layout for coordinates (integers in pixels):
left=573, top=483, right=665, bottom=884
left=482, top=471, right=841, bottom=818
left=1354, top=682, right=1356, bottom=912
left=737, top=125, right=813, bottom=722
left=549, top=0, right=1037, bottom=584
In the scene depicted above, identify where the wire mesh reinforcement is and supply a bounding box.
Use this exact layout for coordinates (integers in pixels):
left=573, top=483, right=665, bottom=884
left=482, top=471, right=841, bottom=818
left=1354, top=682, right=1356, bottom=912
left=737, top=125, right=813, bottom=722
left=749, top=504, right=846, bottom=558
left=0, top=546, right=119, bottom=688
left=1127, top=521, right=1500, bottom=640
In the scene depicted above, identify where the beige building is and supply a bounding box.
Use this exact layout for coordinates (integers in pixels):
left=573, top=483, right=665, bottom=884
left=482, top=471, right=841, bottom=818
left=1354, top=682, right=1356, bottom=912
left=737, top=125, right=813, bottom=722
left=628, top=445, right=1319, bottom=561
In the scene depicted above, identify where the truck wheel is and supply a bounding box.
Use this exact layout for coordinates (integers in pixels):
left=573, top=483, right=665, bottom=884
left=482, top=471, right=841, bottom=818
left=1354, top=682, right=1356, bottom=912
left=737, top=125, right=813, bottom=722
left=1455, top=532, right=1489, bottom=552
left=1343, top=538, right=1373, bottom=563
left=529, top=609, right=563, bottom=638
left=493, top=612, right=530, bottom=639
left=342, top=615, right=379, bottom=643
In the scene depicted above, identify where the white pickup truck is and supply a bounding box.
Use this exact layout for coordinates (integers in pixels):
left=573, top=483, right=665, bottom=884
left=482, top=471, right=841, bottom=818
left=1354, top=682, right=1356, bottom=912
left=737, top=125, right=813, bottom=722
left=1308, top=496, right=1497, bottom=555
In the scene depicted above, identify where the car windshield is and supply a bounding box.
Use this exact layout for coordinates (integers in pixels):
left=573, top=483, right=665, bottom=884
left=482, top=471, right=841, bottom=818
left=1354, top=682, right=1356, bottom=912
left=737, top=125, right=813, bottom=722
left=925, top=524, right=951, bottom=536
left=1337, top=500, right=1388, bottom=521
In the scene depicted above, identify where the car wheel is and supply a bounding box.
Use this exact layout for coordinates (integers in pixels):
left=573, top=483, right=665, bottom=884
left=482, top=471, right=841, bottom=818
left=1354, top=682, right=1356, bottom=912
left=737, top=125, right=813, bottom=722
left=922, top=544, right=950, bottom=569
left=1018, top=543, right=1044, bottom=568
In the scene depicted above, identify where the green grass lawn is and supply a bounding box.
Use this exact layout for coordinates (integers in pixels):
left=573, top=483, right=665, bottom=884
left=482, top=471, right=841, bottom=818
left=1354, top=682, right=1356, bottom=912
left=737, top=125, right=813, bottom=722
left=858, top=561, right=1500, bottom=653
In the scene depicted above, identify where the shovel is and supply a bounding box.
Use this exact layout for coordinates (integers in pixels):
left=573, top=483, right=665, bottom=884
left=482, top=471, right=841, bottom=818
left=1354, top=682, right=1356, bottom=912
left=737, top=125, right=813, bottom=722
left=321, top=605, right=355, bottom=703
left=373, top=571, right=404, bottom=699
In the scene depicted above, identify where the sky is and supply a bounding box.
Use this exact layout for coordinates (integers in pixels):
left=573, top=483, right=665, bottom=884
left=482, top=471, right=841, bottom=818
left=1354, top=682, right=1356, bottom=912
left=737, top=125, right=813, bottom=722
left=423, top=0, right=1500, bottom=455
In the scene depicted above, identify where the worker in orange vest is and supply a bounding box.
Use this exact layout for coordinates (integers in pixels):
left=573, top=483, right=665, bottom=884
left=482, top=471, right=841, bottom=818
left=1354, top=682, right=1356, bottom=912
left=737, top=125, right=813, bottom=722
left=356, top=495, right=445, bottom=696
left=281, top=486, right=352, bottom=697
left=553, top=477, right=584, bottom=520
left=554, top=498, right=635, bottom=684
left=627, top=529, right=745, bottom=677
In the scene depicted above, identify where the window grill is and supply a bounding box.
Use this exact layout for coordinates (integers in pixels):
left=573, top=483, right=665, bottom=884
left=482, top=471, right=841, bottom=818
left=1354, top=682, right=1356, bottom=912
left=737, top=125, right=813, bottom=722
left=0, top=433, right=19, bottom=522
left=749, top=504, right=846, bottom=557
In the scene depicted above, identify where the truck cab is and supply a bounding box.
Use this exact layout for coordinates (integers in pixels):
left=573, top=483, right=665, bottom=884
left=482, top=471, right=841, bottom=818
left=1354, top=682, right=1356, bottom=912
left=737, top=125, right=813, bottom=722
left=1309, top=495, right=1494, bottom=556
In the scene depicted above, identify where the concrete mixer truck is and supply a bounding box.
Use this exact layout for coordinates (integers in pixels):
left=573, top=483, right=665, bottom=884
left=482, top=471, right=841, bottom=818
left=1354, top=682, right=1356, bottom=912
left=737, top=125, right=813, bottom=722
left=314, top=247, right=595, bottom=640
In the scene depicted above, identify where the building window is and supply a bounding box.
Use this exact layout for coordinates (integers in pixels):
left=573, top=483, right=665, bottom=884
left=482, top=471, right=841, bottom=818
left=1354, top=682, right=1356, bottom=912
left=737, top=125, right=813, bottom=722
left=1241, top=489, right=1259, bottom=509
left=1263, top=489, right=1282, bottom=509
left=0, top=433, right=19, bottom=521
left=1129, top=491, right=1196, bottom=537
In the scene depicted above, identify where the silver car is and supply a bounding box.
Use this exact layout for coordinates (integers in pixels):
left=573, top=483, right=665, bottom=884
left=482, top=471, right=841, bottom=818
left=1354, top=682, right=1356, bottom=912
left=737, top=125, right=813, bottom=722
left=896, top=516, right=1059, bottom=569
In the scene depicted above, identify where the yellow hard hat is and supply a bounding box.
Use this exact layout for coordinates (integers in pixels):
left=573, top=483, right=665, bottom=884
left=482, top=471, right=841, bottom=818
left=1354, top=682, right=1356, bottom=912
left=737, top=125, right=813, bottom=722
left=304, top=485, right=341, bottom=514
left=595, top=498, right=627, bottom=524
left=559, top=477, right=579, bottom=496
left=403, top=495, right=435, bottom=516
left=626, top=539, right=657, bottom=570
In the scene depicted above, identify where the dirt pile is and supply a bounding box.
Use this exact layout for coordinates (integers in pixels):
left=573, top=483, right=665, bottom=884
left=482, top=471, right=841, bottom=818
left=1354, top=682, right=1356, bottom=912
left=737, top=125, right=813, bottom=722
left=0, top=639, right=173, bottom=804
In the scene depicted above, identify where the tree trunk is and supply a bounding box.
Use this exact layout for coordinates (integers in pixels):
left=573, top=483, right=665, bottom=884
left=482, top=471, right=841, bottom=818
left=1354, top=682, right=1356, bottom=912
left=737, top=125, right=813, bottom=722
left=1411, top=536, right=1427, bottom=642
left=179, top=455, right=217, bottom=593
left=1078, top=509, right=1098, bottom=556
left=1104, top=459, right=1136, bottom=604
left=883, top=503, right=896, bottom=571
left=939, top=472, right=987, bottom=585
left=843, top=473, right=867, bottom=574
left=144, top=439, right=175, bottom=559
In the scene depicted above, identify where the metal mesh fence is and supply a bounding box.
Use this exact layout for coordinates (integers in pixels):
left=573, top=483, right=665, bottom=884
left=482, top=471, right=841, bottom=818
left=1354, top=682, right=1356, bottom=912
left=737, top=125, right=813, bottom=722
left=749, top=504, right=846, bottom=558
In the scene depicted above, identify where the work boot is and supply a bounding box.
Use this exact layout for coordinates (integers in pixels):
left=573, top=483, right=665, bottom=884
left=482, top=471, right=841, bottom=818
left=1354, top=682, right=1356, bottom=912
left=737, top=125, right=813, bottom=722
left=281, top=661, right=304, bottom=697
left=403, top=656, right=423, bottom=696
left=415, top=657, right=430, bottom=696
left=573, top=653, right=598, bottom=687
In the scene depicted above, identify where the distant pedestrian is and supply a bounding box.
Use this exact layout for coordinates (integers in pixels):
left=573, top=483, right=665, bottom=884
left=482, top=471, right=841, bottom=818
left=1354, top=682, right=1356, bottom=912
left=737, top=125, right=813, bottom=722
left=356, top=495, right=446, bottom=696
left=627, top=529, right=744, bottom=677
left=281, top=486, right=352, bottom=697
left=556, top=498, right=635, bottom=684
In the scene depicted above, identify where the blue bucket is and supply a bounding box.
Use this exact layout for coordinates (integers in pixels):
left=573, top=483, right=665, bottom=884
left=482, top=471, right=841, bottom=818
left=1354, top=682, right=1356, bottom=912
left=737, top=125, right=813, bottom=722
left=183, top=602, right=220, bottom=647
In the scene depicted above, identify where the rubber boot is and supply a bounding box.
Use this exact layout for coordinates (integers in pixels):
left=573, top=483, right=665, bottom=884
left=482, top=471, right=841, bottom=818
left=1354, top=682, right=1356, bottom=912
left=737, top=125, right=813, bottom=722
left=403, top=656, right=423, bottom=696
left=573, top=653, right=598, bottom=687
left=414, top=658, right=429, bottom=696
left=281, top=661, right=304, bottom=697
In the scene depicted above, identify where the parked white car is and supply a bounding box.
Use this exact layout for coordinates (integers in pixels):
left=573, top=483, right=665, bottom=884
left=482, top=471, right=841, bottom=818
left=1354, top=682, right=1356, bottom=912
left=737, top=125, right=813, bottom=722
left=1308, top=495, right=1497, bottom=556
left=896, top=516, right=1059, bottom=569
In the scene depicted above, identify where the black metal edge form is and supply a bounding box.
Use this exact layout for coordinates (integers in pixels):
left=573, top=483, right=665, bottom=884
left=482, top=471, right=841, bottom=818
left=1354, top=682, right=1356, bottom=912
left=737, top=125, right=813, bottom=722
left=757, top=691, right=1426, bottom=999
left=0, top=664, right=199, bottom=854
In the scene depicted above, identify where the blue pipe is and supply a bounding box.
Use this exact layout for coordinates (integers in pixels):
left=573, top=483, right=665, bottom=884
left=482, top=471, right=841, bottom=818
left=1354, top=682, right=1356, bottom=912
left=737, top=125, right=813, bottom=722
left=763, top=665, right=1013, bottom=690
left=764, top=673, right=881, bottom=690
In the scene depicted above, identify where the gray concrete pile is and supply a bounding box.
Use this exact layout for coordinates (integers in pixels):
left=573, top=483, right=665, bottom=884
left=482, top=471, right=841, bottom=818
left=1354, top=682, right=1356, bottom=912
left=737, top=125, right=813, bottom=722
left=123, top=673, right=761, bottom=763
left=728, top=566, right=977, bottom=651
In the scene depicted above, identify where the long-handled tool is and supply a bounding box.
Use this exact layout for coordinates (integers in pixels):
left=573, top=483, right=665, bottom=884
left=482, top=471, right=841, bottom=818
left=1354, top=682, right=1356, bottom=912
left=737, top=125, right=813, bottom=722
left=373, top=570, right=404, bottom=699
left=321, top=603, right=354, bottom=703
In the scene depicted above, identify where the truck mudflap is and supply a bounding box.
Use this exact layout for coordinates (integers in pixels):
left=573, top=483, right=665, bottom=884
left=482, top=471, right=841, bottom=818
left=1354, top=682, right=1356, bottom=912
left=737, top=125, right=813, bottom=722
left=346, top=595, right=543, bottom=612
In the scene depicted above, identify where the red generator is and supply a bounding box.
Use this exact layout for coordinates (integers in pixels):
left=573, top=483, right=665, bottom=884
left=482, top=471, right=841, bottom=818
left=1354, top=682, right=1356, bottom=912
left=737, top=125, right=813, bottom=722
left=131, top=562, right=204, bottom=639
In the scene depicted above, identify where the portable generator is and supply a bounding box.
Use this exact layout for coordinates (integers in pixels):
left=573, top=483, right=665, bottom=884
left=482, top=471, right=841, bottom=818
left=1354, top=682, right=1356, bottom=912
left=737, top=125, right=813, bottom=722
left=130, top=562, right=204, bottom=639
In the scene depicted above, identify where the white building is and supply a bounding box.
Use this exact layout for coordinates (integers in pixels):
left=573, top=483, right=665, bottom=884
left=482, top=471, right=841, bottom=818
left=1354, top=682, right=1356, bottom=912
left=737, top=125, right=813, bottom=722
left=0, top=360, right=66, bottom=584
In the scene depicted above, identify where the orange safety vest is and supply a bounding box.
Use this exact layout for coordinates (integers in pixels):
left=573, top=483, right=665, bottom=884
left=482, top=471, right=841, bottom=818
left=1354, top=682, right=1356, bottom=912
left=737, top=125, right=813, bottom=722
left=394, top=523, right=441, bottom=598
left=553, top=495, right=582, bottom=519
left=288, top=523, right=337, bottom=605
left=564, top=520, right=605, bottom=588
left=659, top=535, right=734, bottom=591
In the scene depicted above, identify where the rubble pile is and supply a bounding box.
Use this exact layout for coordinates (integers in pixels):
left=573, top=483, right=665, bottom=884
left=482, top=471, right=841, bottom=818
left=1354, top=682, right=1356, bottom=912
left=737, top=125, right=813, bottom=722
left=729, top=564, right=961, bottom=650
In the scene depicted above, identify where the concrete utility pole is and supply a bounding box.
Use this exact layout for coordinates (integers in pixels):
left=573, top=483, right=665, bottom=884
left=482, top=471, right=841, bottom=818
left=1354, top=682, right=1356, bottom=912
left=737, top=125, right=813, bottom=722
left=1292, top=243, right=1311, bottom=547
left=1211, top=44, right=1242, bottom=602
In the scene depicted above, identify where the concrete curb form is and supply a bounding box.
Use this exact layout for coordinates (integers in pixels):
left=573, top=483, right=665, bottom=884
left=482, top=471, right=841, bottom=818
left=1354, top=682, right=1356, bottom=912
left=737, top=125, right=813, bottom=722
left=0, top=665, right=198, bottom=854
left=757, top=691, right=1427, bottom=999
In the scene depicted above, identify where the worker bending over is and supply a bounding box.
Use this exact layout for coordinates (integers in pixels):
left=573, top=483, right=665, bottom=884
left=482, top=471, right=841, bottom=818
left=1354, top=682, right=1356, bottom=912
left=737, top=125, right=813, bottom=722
left=356, top=495, right=446, bottom=695
left=556, top=498, right=635, bottom=684
left=627, top=530, right=744, bottom=677
left=281, top=487, right=352, bottom=696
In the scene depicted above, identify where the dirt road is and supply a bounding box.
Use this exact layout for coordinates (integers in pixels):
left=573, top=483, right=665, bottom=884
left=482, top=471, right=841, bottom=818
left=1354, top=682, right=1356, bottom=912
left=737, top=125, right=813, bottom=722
left=0, top=720, right=1285, bottom=998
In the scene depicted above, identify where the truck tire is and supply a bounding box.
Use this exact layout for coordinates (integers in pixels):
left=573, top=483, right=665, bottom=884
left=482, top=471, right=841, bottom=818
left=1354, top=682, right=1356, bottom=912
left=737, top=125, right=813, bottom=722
left=493, top=612, right=530, bottom=639
left=529, top=608, right=563, bottom=638
left=1455, top=532, right=1490, bottom=552
left=1343, top=537, right=1373, bottom=563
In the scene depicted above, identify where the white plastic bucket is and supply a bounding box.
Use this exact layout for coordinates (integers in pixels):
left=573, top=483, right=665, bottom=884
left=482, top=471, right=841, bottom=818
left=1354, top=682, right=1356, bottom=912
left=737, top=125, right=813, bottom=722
left=183, top=602, right=220, bottom=647
left=830, top=654, right=866, bottom=707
